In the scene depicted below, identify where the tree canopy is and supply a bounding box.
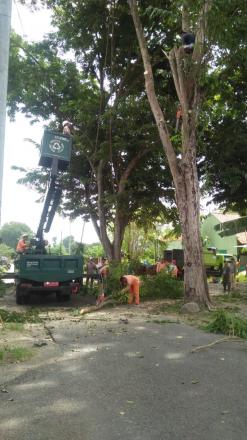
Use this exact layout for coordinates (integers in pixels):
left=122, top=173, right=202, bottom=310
left=0, top=222, right=33, bottom=249
left=7, top=0, right=247, bottom=271
left=8, top=1, right=178, bottom=260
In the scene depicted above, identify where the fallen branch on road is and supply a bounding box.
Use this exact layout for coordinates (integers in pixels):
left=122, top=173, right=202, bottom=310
left=80, top=296, right=116, bottom=315
left=191, top=336, right=243, bottom=353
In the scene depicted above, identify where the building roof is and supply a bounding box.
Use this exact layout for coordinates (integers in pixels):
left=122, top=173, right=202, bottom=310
left=212, top=212, right=240, bottom=224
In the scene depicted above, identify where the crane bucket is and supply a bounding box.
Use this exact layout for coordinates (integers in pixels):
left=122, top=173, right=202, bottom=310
left=39, top=129, right=72, bottom=171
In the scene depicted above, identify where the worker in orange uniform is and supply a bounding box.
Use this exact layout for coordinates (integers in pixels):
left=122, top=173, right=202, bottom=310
left=120, top=275, right=140, bottom=305
left=156, top=258, right=168, bottom=274
left=169, top=260, right=178, bottom=278
left=16, top=234, right=29, bottom=253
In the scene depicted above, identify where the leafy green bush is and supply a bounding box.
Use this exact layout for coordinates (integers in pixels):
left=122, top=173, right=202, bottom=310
left=205, top=310, right=247, bottom=339
left=236, top=271, right=247, bottom=282
left=0, top=271, right=7, bottom=297
left=105, top=262, right=129, bottom=296
left=102, top=264, right=183, bottom=302
left=140, top=272, right=183, bottom=300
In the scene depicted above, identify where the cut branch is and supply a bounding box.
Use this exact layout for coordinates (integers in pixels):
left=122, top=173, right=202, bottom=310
left=191, top=336, right=243, bottom=353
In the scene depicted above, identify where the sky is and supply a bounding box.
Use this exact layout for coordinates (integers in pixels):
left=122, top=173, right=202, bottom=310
left=2, top=2, right=99, bottom=244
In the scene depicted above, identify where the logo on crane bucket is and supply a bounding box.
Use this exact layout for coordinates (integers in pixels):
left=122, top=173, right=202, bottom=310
left=49, top=139, right=64, bottom=154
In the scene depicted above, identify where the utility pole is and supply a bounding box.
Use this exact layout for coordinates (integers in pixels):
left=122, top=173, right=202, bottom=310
left=0, top=0, right=12, bottom=226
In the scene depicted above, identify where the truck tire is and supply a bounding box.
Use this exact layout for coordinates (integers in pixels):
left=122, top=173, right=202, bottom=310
left=16, top=286, right=23, bottom=305
left=56, top=291, right=70, bottom=302
left=16, top=286, right=29, bottom=305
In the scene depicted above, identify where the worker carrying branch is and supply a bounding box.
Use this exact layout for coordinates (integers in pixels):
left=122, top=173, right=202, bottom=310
left=120, top=275, right=140, bottom=305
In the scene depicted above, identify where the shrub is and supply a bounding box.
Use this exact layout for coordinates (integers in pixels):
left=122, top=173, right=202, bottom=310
left=104, top=261, right=129, bottom=296
left=140, top=272, right=183, bottom=300
left=0, top=279, right=6, bottom=297
left=205, top=310, right=247, bottom=339
left=236, top=271, right=247, bottom=282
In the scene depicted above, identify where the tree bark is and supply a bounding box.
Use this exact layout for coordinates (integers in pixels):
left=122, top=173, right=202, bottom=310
left=128, top=0, right=213, bottom=306
left=96, top=159, right=114, bottom=260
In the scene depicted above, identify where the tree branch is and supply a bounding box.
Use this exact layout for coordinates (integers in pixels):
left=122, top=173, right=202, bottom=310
left=182, top=0, right=191, bottom=32
left=118, top=148, right=148, bottom=193
left=128, top=0, right=181, bottom=182
left=193, top=0, right=214, bottom=63
left=168, top=49, right=181, bottom=100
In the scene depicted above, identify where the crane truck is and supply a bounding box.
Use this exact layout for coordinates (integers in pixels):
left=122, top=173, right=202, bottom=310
left=14, top=129, right=83, bottom=304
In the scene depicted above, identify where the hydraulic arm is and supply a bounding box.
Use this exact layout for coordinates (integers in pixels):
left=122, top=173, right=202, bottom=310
left=32, top=129, right=72, bottom=252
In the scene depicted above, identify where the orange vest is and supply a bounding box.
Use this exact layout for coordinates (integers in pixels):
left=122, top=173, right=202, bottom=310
left=124, top=275, right=140, bottom=294
left=16, top=239, right=28, bottom=252
left=156, top=262, right=167, bottom=273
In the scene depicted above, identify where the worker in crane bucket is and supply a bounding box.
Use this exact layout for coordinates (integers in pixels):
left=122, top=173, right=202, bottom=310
left=16, top=234, right=29, bottom=253
left=62, top=120, right=73, bottom=135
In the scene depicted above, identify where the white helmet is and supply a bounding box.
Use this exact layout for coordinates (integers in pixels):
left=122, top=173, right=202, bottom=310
left=62, top=120, right=71, bottom=127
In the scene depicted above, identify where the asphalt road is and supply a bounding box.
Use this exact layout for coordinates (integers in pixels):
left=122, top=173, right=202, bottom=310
left=1, top=312, right=247, bottom=440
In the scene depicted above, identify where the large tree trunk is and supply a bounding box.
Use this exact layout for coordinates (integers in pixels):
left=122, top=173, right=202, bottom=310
left=128, top=0, right=213, bottom=307
left=96, top=160, right=114, bottom=260
left=113, top=212, right=124, bottom=261
left=176, top=154, right=210, bottom=304
left=96, top=148, right=147, bottom=262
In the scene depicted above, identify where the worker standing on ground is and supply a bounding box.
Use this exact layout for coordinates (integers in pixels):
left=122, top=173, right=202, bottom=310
left=96, top=259, right=109, bottom=304
left=222, top=261, right=231, bottom=293
left=16, top=234, right=29, bottom=253
left=156, top=258, right=168, bottom=274
left=86, top=257, right=97, bottom=288
left=169, top=260, right=178, bottom=278
left=229, top=258, right=237, bottom=290
left=120, top=275, right=140, bottom=305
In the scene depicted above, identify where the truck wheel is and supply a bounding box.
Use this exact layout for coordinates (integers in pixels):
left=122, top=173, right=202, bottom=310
left=56, top=292, right=62, bottom=302
left=16, top=286, right=24, bottom=305
left=16, top=286, right=29, bottom=305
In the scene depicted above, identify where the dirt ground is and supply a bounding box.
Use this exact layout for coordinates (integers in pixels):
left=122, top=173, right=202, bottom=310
left=1, top=282, right=247, bottom=365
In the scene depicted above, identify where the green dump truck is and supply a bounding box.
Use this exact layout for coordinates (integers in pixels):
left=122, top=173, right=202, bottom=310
left=12, top=128, right=83, bottom=304
left=14, top=254, right=83, bottom=304
left=164, top=247, right=232, bottom=276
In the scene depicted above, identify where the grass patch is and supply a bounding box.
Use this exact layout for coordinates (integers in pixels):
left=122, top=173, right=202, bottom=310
left=204, top=310, right=247, bottom=339
left=0, top=308, right=41, bottom=324
left=3, top=322, right=25, bottom=331
left=0, top=282, right=6, bottom=297
left=214, top=293, right=246, bottom=304
left=231, top=291, right=245, bottom=299
left=0, top=346, right=34, bottom=363
left=158, top=301, right=183, bottom=314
